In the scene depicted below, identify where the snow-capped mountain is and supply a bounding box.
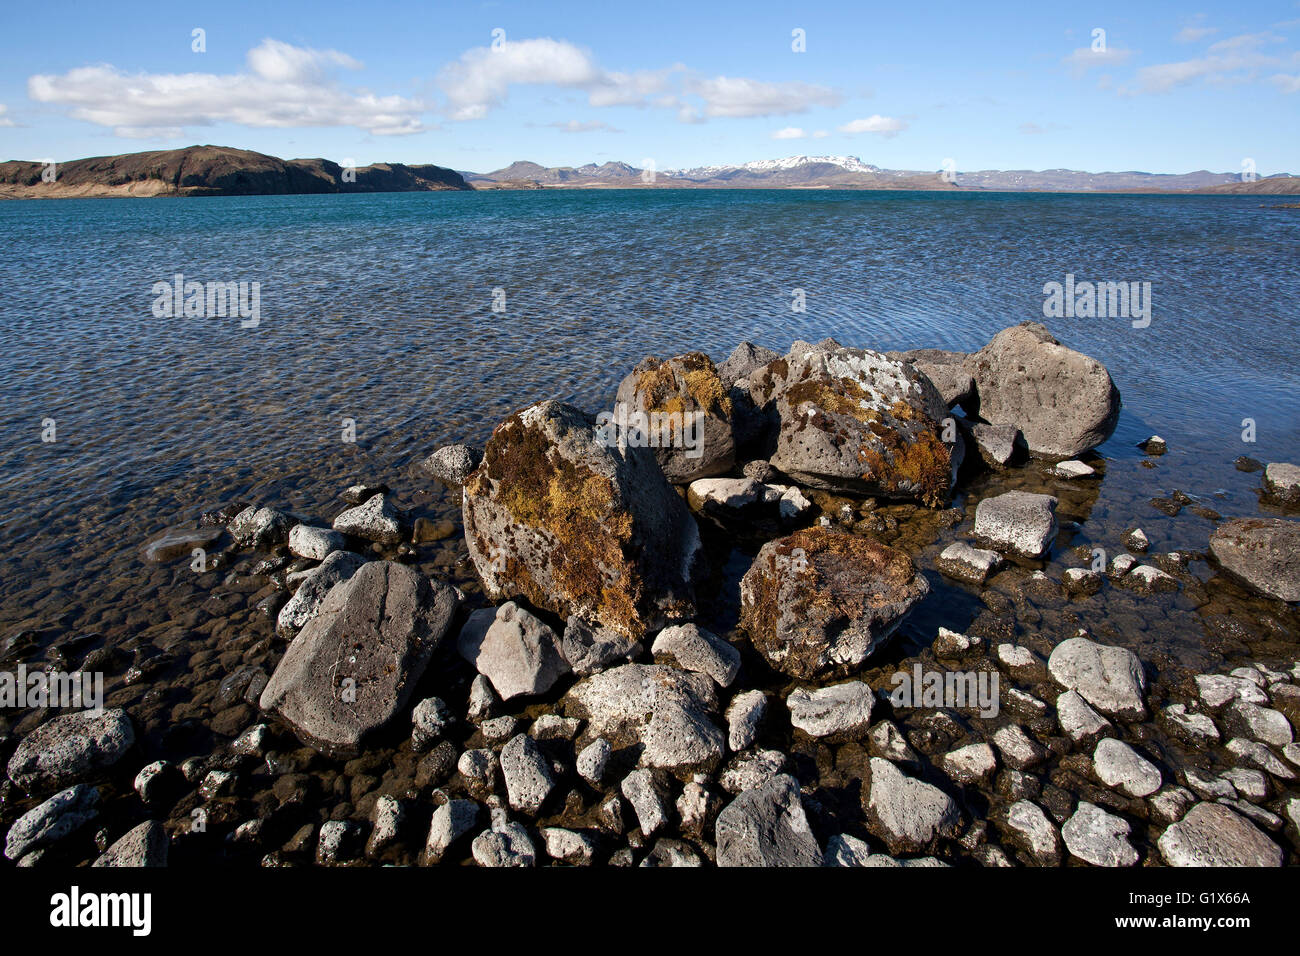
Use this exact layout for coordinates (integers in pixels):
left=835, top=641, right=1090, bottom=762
left=665, top=155, right=882, bottom=178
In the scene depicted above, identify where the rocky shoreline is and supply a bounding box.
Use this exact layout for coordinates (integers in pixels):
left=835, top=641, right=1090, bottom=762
left=3, top=321, right=1298, bottom=868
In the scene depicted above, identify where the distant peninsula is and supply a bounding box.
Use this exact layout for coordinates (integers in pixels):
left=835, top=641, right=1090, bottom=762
left=2, top=145, right=1297, bottom=199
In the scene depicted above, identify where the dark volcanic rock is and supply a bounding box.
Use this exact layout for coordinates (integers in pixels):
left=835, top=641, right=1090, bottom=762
left=1208, top=517, right=1300, bottom=602
left=739, top=527, right=929, bottom=679
left=259, top=561, right=460, bottom=756
left=714, top=773, right=824, bottom=866
left=462, top=400, right=702, bottom=640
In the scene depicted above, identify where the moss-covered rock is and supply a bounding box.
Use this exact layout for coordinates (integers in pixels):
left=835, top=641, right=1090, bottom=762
left=463, top=400, right=702, bottom=640
left=745, top=345, right=959, bottom=506
left=739, top=526, right=929, bottom=679
left=612, top=352, right=736, bottom=483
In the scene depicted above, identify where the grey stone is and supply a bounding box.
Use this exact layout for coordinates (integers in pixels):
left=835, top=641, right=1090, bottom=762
left=1061, top=802, right=1137, bottom=867
left=229, top=506, right=292, bottom=549
left=424, top=799, right=479, bottom=863
left=865, top=757, right=960, bottom=854
left=651, top=623, right=740, bottom=688
left=940, top=742, right=997, bottom=787
left=560, top=616, right=641, bottom=677
left=423, top=444, right=482, bottom=486
left=1092, top=738, right=1161, bottom=797
left=974, top=491, right=1059, bottom=558
left=332, top=493, right=404, bottom=544
left=92, top=820, right=168, bottom=867
left=499, top=734, right=555, bottom=815
left=719, top=749, right=788, bottom=794
left=288, top=524, right=346, bottom=561
left=1263, top=462, right=1300, bottom=504
left=542, top=827, right=596, bottom=865
left=786, top=682, right=874, bottom=740
left=1209, top=517, right=1300, bottom=602
left=725, top=690, right=768, bottom=752
left=1002, top=800, right=1061, bottom=865
left=7, top=709, right=135, bottom=792
left=4, top=785, right=99, bottom=860
left=142, top=525, right=222, bottom=563
left=275, top=550, right=367, bottom=635
left=1223, top=699, right=1293, bottom=746
left=411, top=696, right=454, bottom=752
left=934, top=541, right=1003, bottom=585
left=458, top=601, right=569, bottom=701
left=620, top=769, right=668, bottom=836
left=472, top=822, right=535, bottom=867
left=715, top=773, right=823, bottom=867
left=576, top=738, right=611, bottom=786
left=1158, top=802, right=1282, bottom=867
left=260, top=562, right=459, bottom=756
left=1057, top=689, right=1113, bottom=747
left=1047, top=636, right=1147, bottom=719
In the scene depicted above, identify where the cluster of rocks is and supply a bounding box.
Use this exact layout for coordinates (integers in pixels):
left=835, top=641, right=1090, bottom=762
left=7, top=320, right=1298, bottom=868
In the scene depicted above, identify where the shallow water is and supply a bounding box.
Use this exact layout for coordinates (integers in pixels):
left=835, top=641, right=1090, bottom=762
left=0, top=189, right=1296, bottom=865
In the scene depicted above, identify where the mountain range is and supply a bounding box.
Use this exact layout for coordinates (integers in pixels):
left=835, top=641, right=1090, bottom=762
left=1, top=147, right=1296, bottom=198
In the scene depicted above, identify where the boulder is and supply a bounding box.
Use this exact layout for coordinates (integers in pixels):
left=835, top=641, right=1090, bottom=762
left=276, top=550, right=367, bottom=634
left=462, top=401, right=701, bottom=640
left=965, top=322, right=1120, bottom=459
left=1208, top=517, right=1300, bottom=602
left=564, top=663, right=725, bottom=774
left=423, top=444, right=483, bottom=486
left=259, top=562, right=460, bottom=756
left=1157, top=802, right=1282, bottom=867
left=1263, top=463, right=1300, bottom=504
left=974, top=491, right=1059, bottom=558
left=7, top=709, right=135, bottom=792
left=739, top=527, right=928, bottom=680
left=715, top=773, right=823, bottom=867
left=457, top=601, right=570, bottom=701
left=744, top=346, right=959, bottom=505
left=886, top=348, right=975, bottom=409
left=613, top=352, right=736, bottom=482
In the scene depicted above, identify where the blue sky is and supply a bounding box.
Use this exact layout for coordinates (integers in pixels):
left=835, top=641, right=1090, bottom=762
left=1, top=0, right=1297, bottom=174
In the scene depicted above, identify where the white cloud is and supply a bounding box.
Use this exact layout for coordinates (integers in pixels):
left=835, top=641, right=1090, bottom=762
left=542, top=119, right=622, bottom=132
left=1175, top=15, right=1218, bottom=43
left=1062, top=46, right=1136, bottom=76
left=683, top=75, right=841, bottom=117
left=27, top=38, right=426, bottom=136
left=0, top=104, right=15, bottom=128
left=772, top=126, right=806, bottom=139
left=1129, top=36, right=1293, bottom=93
left=1271, top=73, right=1300, bottom=92
left=811, top=129, right=829, bottom=139
left=838, top=115, right=908, bottom=137
left=439, top=37, right=840, bottom=122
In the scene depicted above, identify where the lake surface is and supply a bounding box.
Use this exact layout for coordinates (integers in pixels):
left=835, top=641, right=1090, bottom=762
left=2, top=187, right=1298, bottom=866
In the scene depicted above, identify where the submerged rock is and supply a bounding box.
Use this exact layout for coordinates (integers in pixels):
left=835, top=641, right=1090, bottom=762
left=613, top=352, right=736, bottom=482
left=745, top=345, right=959, bottom=505
left=332, top=493, right=405, bottom=544
left=142, top=525, right=223, bottom=563
left=260, top=562, right=460, bottom=755
left=715, top=773, right=823, bottom=867
left=7, top=709, right=135, bottom=793
left=739, top=527, right=928, bottom=680
left=462, top=400, right=701, bottom=640
left=229, top=506, right=293, bottom=549
left=1208, top=517, right=1300, bottom=602
left=965, top=322, right=1121, bottom=459
left=934, top=541, right=1002, bottom=584
left=1092, top=738, right=1161, bottom=797
left=1263, top=462, right=1300, bottom=504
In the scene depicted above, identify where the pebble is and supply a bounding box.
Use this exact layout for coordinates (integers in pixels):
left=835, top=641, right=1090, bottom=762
left=1002, top=800, right=1061, bottom=865
left=786, top=682, right=874, bottom=739
left=576, top=738, right=612, bottom=787
left=940, top=743, right=997, bottom=787
left=620, top=770, right=668, bottom=837
left=499, top=734, right=555, bottom=815
left=424, top=799, right=479, bottom=864
left=1158, top=802, right=1282, bottom=867
left=725, top=690, right=768, bottom=752
left=1092, top=738, right=1162, bottom=798
left=1061, top=802, right=1138, bottom=867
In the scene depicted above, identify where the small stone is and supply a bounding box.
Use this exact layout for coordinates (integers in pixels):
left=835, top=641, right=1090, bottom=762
left=865, top=758, right=960, bottom=854
left=471, top=822, right=535, bottom=867
left=1125, top=528, right=1149, bottom=553
left=1092, top=738, right=1162, bottom=797
left=1047, top=637, right=1146, bottom=719
left=423, top=444, right=482, bottom=486
left=715, top=773, right=823, bottom=867
left=940, top=743, right=997, bottom=787
left=786, top=682, right=873, bottom=740
left=1002, top=800, right=1061, bottom=865
left=1148, top=786, right=1195, bottom=825
left=1061, top=802, right=1138, bottom=867
left=974, top=491, right=1059, bottom=558
left=542, top=827, right=596, bottom=865
left=1063, top=567, right=1103, bottom=596
left=576, top=738, right=612, bottom=787
left=458, top=601, right=570, bottom=701
left=640, top=839, right=703, bottom=867
left=288, top=524, right=345, bottom=561
left=992, top=725, right=1047, bottom=770
left=824, top=833, right=874, bottom=867
left=499, top=734, right=555, bottom=815
left=92, top=820, right=168, bottom=867
left=4, top=785, right=100, bottom=860
left=1220, top=768, right=1267, bottom=802
left=1196, top=674, right=1268, bottom=710
left=934, top=542, right=1003, bottom=585
left=457, top=748, right=498, bottom=794
left=650, top=623, right=741, bottom=688
left=480, top=716, right=519, bottom=744
left=868, top=721, right=918, bottom=763
left=332, top=493, right=404, bottom=544
left=198, top=770, right=236, bottom=800
left=133, top=761, right=173, bottom=805
left=1158, top=803, right=1282, bottom=867
left=1223, top=699, right=1293, bottom=746
left=1057, top=690, right=1113, bottom=747
left=932, top=627, right=983, bottom=659
left=316, top=819, right=360, bottom=864
left=1263, top=462, right=1300, bottom=503
left=560, top=616, right=642, bottom=677
left=677, top=778, right=719, bottom=837
left=366, top=795, right=403, bottom=857
left=1051, top=460, right=1095, bottom=479
left=529, top=714, right=582, bottom=741
left=424, top=799, right=479, bottom=863
left=1139, top=436, right=1166, bottom=456
left=620, top=769, right=668, bottom=837
left=719, top=749, right=787, bottom=794
left=1184, top=768, right=1237, bottom=801
left=1125, top=564, right=1179, bottom=595
left=467, top=675, right=499, bottom=723
left=1160, top=704, right=1220, bottom=745
left=725, top=690, right=768, bottom=752
left=1108, top=553, right=1137, bottom=579
left=411, top=697, right=454, bottom=752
